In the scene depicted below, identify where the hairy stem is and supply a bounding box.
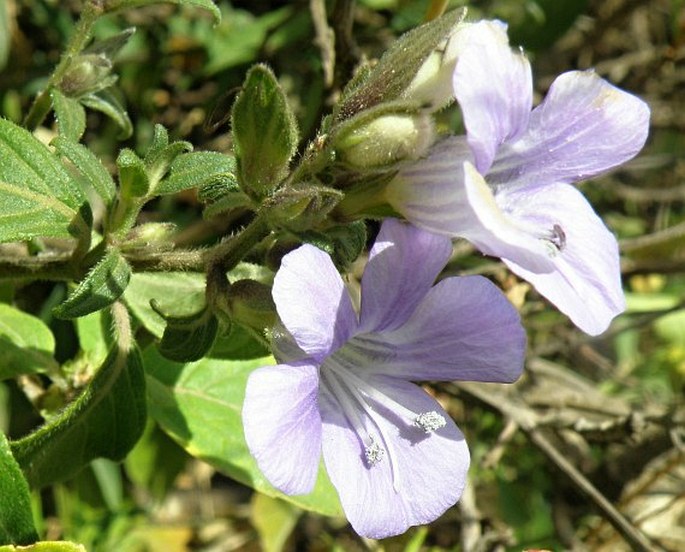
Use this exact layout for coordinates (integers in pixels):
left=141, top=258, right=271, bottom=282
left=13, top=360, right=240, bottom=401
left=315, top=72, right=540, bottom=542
left=205, top=215, right=271, bottom=273
left=23, top=0, right=105, bottom=130
left=0, top=217, right=270, bottom=282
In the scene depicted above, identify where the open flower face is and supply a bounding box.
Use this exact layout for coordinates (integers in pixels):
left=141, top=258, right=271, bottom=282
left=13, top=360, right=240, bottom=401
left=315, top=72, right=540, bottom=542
left=387, top=20, right=651, bottom=335
left=243, top=219, right=526, bottom=538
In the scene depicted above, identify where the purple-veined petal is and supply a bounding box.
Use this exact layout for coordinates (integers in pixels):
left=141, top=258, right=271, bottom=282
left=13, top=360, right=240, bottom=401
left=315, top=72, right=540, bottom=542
left=388, top=141, right=555, bottom=273
left=453, top=20, right=533, bottom=173
left=320, top=376, right=469, bottom=539
left=359, top=218, right=452, bottom=333
left=489, top=70, right=650, bottom=189
left=498, top=183, right=625, bottom=335
left=273, top=244, right=358, bottom=361
left=347, top=275, right=525, bottom=382
left=386, top=138, right=475, bottom=236
left=242, top=362, right=322, bottom=495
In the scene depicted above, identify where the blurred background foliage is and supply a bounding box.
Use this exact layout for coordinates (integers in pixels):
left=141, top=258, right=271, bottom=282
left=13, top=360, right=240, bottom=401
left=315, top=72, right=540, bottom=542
left=1, top=0, right=684, bottom=550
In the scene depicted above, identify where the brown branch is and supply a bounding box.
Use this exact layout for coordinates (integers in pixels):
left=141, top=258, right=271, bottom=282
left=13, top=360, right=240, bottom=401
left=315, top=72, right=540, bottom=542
left=453, top=381, right=657, bottom=552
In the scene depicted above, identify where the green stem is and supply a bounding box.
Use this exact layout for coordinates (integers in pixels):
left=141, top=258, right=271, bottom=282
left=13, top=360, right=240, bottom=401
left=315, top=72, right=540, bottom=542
left=0, top=218, right=270, bottom=282
left=205, top=215, right=271, bottom=273
left=23, top=0, right=105, bottom=130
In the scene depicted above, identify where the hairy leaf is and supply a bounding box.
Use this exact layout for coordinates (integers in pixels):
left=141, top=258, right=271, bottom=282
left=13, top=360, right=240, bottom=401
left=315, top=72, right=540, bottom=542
left=144, top=125, right=192, bottom=194
left=53, top=249, right=131, bottom=319
left=152, top=301, right=218, bottom=362
left=0, top=304, right=57, bottom=380
left=10, top=345, right=146, bottom=489
left=158, top=151, right=237, bottom=196
left=52, top=136, right=116, bottom=205
left=0, top=119, right=91, bottom=243
left=335, top=8, right=466, bottom=120
left=232, top=64, right=298, bottom=198
left=0, top=431, right=38, bottom=545
left=80, top=90, right=132, bottom=139
left=125, top=272, right=268, bottom=360
left=117, top=149, right=149, bottom=199
left=124, top=272, right=207, bottom=338
left=144, top=348, right=343, bottom=517
left=50, top=89, right=86, bottom=142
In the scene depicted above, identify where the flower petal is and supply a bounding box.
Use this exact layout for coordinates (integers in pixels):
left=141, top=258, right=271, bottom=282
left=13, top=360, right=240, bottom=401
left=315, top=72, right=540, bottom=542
left=489, top=70, right=650, bottom=189
left=387, top=138, right=475, bottom=235
left=348, top=275, right=525, bottom=382
left=389, top=144, right=555, bottom=273
left=499, top=183, right=625, bottom=335
left=242, top=362, right=322, bottom=495
left=359, top=218, right=452, bottom=333
left=274, top=244, right=358, bottom=360
left=320, top=376, right=469, bottom=539
left=453, top=20, right=533, bottom=173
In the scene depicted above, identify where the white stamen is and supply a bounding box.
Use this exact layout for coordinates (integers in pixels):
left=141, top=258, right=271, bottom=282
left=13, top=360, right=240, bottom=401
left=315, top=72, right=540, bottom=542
left=414, top=411, right=447, bottom=433
left=364, top=439, right=385, bottom=466
left=322, top=370, right=388, bottom=467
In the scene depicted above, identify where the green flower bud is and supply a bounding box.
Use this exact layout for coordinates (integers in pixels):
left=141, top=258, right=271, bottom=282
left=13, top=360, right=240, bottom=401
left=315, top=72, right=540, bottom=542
left=59, top=54, right=116, bottom=98
left=262, top=183, right=343, bottom=231
left=402, top=21, right=472, bottom=110
left=334, top=112, right=435, bottom=170
left=121, top=222, right=177, bottom=252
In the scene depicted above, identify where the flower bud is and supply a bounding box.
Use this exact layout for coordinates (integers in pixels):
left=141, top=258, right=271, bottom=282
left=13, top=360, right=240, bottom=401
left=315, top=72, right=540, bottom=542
left=262, top=183, right=343, bottom=231
left=121, top=222, right=177, bottom=252
left=59, top=54, right=116, bottom=98
left=334, top=112, right=435, bottom=170
left=402, top=21, right=472, bottom=110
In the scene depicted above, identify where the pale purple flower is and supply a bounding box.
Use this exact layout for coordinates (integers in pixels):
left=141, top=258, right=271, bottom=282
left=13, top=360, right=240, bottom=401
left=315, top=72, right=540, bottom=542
left=386, top=20, right=650, bottom=335
left=242, top=218, right=525, bottom=539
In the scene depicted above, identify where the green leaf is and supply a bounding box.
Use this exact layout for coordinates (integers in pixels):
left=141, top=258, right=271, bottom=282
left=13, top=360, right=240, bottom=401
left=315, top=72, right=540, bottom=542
left=52, top=136, right=116, bottom=205
left=143, top=125, right=192, bottom=194
left=158, top=151, right=237, bottom=197
left=202, top=192, right=253, bottom=219
left=209, top=323, right=268, bottom=360
left=80, top=90, right=132, bottom=139
left=151, top=301, right=218, bottom=362
left=53, top=249, right=132, bottom=319
left=75, top=309, right=113, bottom=366
left=117, top=149, right=149, bottom=199
left=124, top=272, right=207, bottom=338
left=262, top=183, right=343, bottom=231
left=104, top=0, right=221, bottom=24
left=50, top=89, right=86, bottom=142
left=335, top=8, right=466, bottom=120
left=250, top=493, right=300, bottom=552
left=0, top=119, right=91, bottom=243
left=232, top=64, right=298, bottom=198
left=0, top=0, right=9, bottom=71
left=10, top=345, right=146, bottom=489
left=0, top=304, right=57, bottom=380
left=0, top=542, right=87, bottom=552
left=0, top=431, right=38, bottom=545
left=145, top=348, right=343, bottom=517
